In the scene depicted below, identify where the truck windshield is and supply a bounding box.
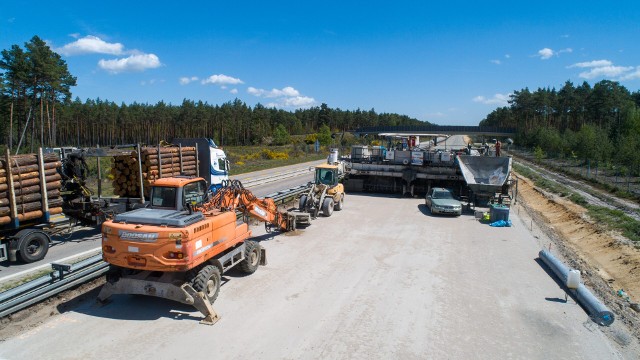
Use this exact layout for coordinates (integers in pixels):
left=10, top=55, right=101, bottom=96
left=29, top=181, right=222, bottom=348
left=151, top=187, right=177, bottom=208
left=219, top=158, right=227, bottom=171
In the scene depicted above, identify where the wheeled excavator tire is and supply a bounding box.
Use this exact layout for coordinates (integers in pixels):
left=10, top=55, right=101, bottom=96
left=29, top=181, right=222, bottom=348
left=238, top=240, right=261, bottom=274
left=192, top=265, right=221, bottom=304
left=322, top=198, right=334, bottom=217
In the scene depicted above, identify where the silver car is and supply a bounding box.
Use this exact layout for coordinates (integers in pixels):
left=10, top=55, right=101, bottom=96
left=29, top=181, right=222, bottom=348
left=425, top=187, right=462, bottom=216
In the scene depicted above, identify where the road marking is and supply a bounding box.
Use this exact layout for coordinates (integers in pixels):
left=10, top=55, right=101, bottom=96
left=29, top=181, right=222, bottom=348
left=0, top=247, right=102, bottom=284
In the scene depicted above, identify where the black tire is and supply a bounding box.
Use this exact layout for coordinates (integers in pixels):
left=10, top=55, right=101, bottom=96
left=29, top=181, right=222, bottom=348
left=334, top=194, right=344, bottom=211
left=298, top=195, right=308, bottom=211
left=192, top=265, right=221, bottom=304
left=17, top=231, right=50, bottom=263
left=322, top=198, right=334, bottom=217
left=238, top=240, right=261, bottom=274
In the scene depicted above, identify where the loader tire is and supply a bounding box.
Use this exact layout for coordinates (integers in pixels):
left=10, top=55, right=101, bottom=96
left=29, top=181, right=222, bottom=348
left=192, top=265, right=221, bottom=304
left=238, top=240, right=261, bottom=274
left=322, top=198, right=334, bottom=217
left=334, top=194, right=344, bottom=211
left=298, top=195, right=308, bottom=211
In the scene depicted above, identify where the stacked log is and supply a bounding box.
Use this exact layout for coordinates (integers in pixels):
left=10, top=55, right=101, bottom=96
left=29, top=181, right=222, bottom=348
left=111, top=146, right=198, bottom=197
left=0, top=153, right=63, bottom=226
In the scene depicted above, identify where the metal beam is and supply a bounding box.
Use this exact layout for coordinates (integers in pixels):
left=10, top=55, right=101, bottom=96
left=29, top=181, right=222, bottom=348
left=352, top=125, right=516, bottom=137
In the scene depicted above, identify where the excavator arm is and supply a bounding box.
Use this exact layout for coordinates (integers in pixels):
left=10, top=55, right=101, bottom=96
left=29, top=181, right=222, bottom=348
left=196, top=180, right=293, bottom=231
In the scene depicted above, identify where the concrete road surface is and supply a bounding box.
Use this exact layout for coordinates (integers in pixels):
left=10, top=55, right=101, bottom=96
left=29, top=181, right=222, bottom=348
left=0, top=194, right=633, bottom=359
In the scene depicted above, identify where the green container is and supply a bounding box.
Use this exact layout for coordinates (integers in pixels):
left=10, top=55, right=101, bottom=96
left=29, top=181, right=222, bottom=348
left=490, top=204, right=510, bottom=221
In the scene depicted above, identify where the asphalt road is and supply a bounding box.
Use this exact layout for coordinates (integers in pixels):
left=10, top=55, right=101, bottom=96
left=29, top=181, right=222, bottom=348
left=0, top=160, right=322, bottom=281
left=0, top=194, right=634, bottom=359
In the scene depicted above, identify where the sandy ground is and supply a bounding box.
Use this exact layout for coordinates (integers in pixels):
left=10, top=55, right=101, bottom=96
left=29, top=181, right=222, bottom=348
left=512, top=173, right=640, bottom=341
left=1, top=193, right=638, bottom=359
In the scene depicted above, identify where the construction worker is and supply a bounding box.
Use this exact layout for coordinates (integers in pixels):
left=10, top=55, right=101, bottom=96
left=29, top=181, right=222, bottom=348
left=495, top=140, right=501, bottom=157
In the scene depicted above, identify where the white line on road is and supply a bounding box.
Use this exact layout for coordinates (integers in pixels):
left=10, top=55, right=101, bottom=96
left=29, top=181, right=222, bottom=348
left=0, top=247, right=102, bottom=284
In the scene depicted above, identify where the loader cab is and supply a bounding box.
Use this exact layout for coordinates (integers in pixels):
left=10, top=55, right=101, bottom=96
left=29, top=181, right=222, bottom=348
left=150, top=177, right=208, bottom=211
left=315, top=165, right=338, bottom=186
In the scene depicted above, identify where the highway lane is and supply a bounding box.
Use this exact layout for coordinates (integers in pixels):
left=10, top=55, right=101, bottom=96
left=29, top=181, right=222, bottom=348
left=0, top=159, right=323, bottom=282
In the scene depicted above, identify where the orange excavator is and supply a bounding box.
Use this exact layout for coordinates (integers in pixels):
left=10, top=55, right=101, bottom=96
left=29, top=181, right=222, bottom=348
left=98, top=177, right=296, bottom=324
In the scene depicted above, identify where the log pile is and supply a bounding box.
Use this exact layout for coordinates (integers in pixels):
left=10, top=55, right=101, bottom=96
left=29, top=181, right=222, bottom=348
left=111, top=147, right=198, bottom=197
left=0, top=153, right=63, bottom=226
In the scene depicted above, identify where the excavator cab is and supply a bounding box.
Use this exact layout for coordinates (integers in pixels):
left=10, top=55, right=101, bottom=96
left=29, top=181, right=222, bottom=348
left=149, top=177, right=208, bottom=211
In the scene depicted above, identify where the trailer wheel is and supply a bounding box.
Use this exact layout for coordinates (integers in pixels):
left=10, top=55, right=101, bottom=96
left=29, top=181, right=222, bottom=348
left=322, top=198, right=334, bottom=217
left=17, top=230, right=50, bottom=263
left=298, top=195, right=308, bottom=211
left=192, top=265, right=221, bottom=304
left=334, top=194, right=344, bottom=211
left=238, top=240, right=261, bottom=274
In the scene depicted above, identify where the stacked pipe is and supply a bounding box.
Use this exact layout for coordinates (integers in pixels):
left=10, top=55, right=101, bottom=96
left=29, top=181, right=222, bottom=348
left=0, top=153, right=63, bottom=226
left=111, top=146, right=198, bottom=197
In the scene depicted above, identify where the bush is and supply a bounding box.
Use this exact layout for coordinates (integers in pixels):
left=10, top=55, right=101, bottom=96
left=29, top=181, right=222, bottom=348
left=261, top=149, right=289, bottom=160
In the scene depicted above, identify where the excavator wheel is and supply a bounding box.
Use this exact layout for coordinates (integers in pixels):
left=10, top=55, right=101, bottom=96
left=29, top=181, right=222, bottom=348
left=192, top=265, right=221, bottom=304
left=238, top=240, right=261, bottom=274
left=322, top=198, right=334, bottom=217
left=334, top=194, right=344, bottom=211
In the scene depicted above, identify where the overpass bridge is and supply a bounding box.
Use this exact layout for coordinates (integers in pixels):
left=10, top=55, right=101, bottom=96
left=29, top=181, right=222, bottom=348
left=351, top=125, right=516, bottom=137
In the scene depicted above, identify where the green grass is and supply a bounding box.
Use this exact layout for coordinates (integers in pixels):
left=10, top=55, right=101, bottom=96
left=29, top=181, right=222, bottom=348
left=0, top=268, right=53, bottom=292
left=585, top=206, right=640, bottom=243
left=225, top=145, right=328, bottom=175
left=514, top=163, right=640, bottom=243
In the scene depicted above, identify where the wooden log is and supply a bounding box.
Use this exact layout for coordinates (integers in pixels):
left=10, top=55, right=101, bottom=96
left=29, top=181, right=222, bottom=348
left=0, top=181, right=62, bottom=197
left=0, top=207, right=63, bottom=226
left=141, top=147, right=196, bottom=155
left=0, top=190, right=60, bottom=206
left=0, top=174, right=62, bottom=190
left=145, top=152, right=196, bottom=160
left=0, top=198, right=63, bottom=217
left=0, top=161, right=61, bottom=176
left=0, top=153, right=59, bottom=168
left=143, top=156, right=197, bottom=166
left=0, top=167, right=59, bottom=182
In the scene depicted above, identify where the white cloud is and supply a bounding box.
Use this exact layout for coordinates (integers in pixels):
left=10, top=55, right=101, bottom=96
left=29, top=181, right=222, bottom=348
left=250, top=85, right=315, bottom=108
left=490, top=59, right=501, bottom=65
left=537, top=48, right=554, bottom=60
left=578, top=65, right=634, bottom=79
left=179, top=76, right=199, bottom=85
left=201, top=74, right=244, bottom=85
left=57, top=35, right=124, bottom=56
left=230, top=88, right=238, bottom=94
left=536, top=47, right=572, bottom=60
left=248, top=86, right=300, bottom=98
left=568, top=60, right=613, bottom=68
left=473, top=93, right=511, bottom=106
left=98, top=53, right=161, bottom=73
left=505, top=54, right=511, bottom=59
left=567, top=59, right=637, bottom=80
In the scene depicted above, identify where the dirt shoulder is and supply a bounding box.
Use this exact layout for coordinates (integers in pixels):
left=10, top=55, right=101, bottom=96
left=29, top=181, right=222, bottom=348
left=514, top=173, right=640, bottom=339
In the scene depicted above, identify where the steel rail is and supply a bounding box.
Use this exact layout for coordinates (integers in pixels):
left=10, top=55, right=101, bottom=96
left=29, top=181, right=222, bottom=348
left=0, top=182, right=312, bottom=319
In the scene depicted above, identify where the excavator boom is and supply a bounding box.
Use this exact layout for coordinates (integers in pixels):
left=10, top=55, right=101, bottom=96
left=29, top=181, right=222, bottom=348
left=196, top=180, right=293, bottom=231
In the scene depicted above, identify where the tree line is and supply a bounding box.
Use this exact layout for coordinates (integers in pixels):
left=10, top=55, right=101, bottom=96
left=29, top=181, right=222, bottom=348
left=479, top=80, right=640, bottom=173
left=0, top=36, right=427, bottom=153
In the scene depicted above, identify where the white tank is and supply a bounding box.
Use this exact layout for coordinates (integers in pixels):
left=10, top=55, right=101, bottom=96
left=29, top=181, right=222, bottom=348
left=328, top=148, right=339, bottom=164
left=566, top=269, right=581, bottom=289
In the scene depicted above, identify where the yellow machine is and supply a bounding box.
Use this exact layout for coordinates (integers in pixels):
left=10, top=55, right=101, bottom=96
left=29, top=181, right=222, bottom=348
left=298, top=164, right=345, bottom=218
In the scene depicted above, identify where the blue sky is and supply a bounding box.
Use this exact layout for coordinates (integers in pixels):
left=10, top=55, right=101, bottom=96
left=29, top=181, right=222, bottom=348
left=2, top=1, right=639, bottom=126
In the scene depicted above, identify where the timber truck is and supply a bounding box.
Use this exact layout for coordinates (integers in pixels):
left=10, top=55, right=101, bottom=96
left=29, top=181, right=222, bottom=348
left=98, top=178, right=298, bottom=324
left=0, top=138, right=229, bottom=264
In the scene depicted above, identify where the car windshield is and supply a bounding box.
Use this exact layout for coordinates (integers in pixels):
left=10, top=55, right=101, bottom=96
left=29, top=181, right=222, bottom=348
left=433, top=191, right=453, bottom=200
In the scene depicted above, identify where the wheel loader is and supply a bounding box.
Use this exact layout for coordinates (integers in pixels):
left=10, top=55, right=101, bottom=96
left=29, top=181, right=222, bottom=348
left=298, top=163, right=345, bottom=218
